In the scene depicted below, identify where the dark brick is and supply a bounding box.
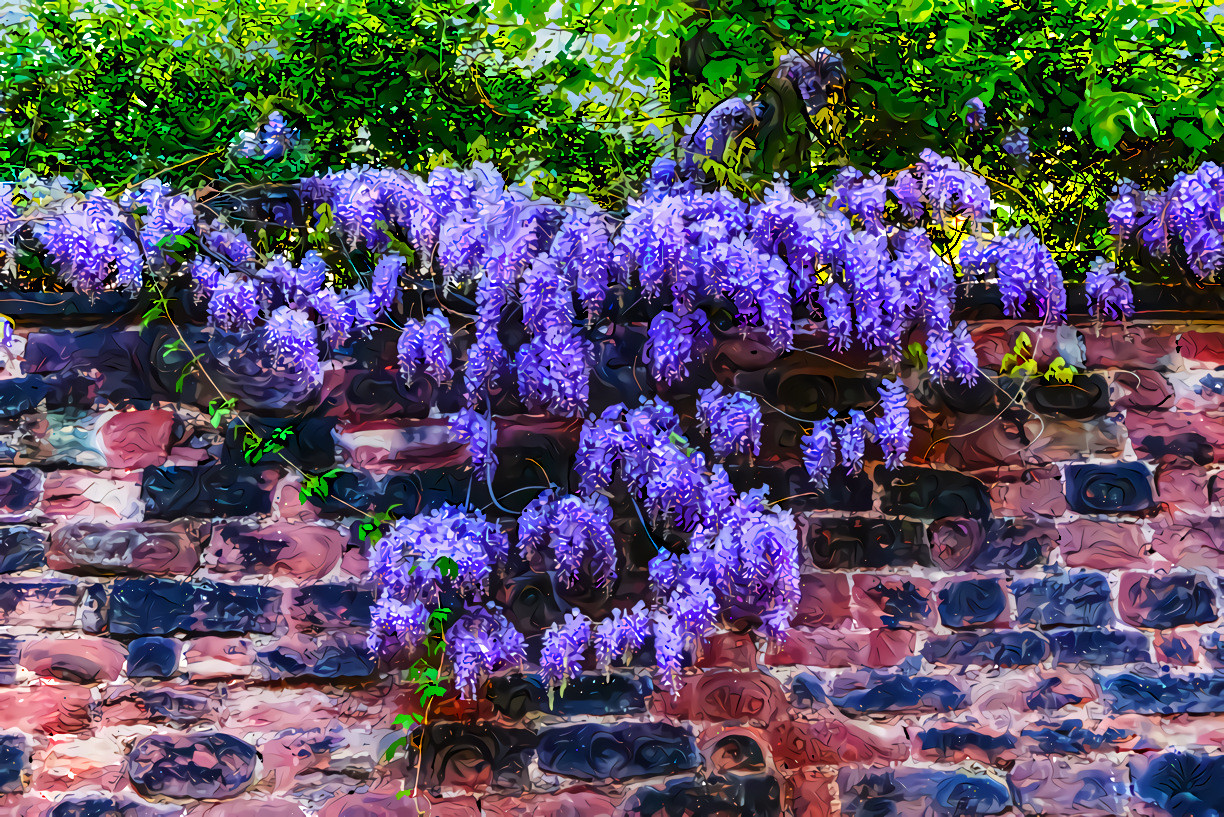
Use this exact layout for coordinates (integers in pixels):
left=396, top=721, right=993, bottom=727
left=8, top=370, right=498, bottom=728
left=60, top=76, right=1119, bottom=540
left=916, top=726, right=1016, bottom=763
left=223, top=416, right=338, bottom=472
left=127, top=732, right=257, bottom=799
left=805, top=517, right=929, bottom=569
left=536, top=722, right=698, bottom=781
left=938, top=579, right=1007, bottom=628
left=1027, top=374, right=1111, bottom=419
left=1048, top=628, right=1150, bottom=666
left=1014, top=572, right=1113, bottom=627
left=878, top=466, right=991, bottom=520
left=47, top=521, right=201, bottom=576
left=827, top=671, right=966, bottom=714
left=487, top=673, right=651, bottom=719
left=142, top=463, right=272, bottom=519
left=256, top=634, right=375, bottom=680
left=1021, top=720, right=1131, bottom=755
left=623, top=774, right=781, bottom=817
left=0, top=469, right=40, bottom=516
left=0, top=527, right=44, bottom=573
left=922, top=632, right=1050, bottom=667
left=107, top=578, right=281, bottom=635
left=838, top=768, right=1012, bottom=816
left=1064, top=463, right=1154, bottom=514
left=1132, top=752, right=1224, bottom=817
left=290, top=585, right=373, bottom=630
left=126, top=637, right=182, bottom=679
left=1102, top=672, right=1224, bottom=714
left=1119, top=572, right=1217, bottom=629
left=413, top=723, right=536, bottom=791
left=0, top=732, right=23, bottom=793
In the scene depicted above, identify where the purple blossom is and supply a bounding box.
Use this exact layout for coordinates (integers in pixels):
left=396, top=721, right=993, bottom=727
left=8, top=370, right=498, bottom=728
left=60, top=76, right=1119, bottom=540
left=875, top=378, right=912, bottom=469
left=697, top=384, right=763, bottom=460
left=949, top=321, right=981, bottom=384
left=1001, top=127, right=1030, bottom=158
left=367, top=597, right=429, bottom=656
left=520, top=252, right=572, bottom=335
left=890, top=169, right=926, bottom=221
left=232, top=111, right=300, bottom=161
left=828, top=167, right=887, bottom=228
left=802, top=417, right=837, bottom=488
left=190, top=257, right=223, bottom=300
left=420, top=310, right=453, bottom=383
left=370, top=253, right=404, bottom=316
left=310, top=288, right=355, bottom=349
left=450, top=407, right=497, bottom=471
left=539, top=609, right=591, bottom=691
left=262, top=306, right=321, bottom=382
left=651, top=611, right=686, bottom=696
left=683, top=96, right=761, bottom=163
left=515, top=327, right=592, bottom=417
left=644, top=440, right=710, bottom=530
left=464, top=328, right=506, bottom=403
left=913, top=149, right=992, bottom=224
left=575, top=405, right=623, bottom=495
left=838, top=410, right=873, bottom=474
left=593, top=601, right=650, bottom=673
left=448, top=607, right=526, bottom=699
left=209, top=274, right=260, bottom=331
left=202, top=221, right=255, bottom=266
left=964, top=97, right=986, bottom=131
left=645, top=310, right=697, bottom=387
left=1086, top=257, right=1134, bottom=322
left=517, top=491, right=619, bottom=586
left=818, top=283, right=854, bottom=351
left=1107, top=179, right=1145, bottom=243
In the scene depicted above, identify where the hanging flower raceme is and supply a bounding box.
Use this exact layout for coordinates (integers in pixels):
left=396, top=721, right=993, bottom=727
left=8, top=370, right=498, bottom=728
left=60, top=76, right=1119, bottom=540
left=517, top=490, right=619, bottom=587
left=593, top=602, right=651, bottom=675
left=838, top=409, right=873, bottom=474
left=875, top=378, right=912, bottom=469
left=959, top=227, right=1066, bottom=323
left=398, top=310, right=452, bottom=385
left=540, top=609, right=591, bottom=693
left=1086, top=257, right=1134, bottom=322
left=645, top=309, right=704, bottom=387
left=802, top=416, right=837, bottom=488
left=450, top=406, right=497, bottom=471
left=262, top=306, right=321, bottom=383
left=912, top=150, right=992, bottom=226
left=209, top=274, right=260, bottom=332
left=964, top=97, right=986, bottom=131
left=697, top=384, right=764, bottom=461
left=33, top=192, right=144, bottom=294
left=120, top=179, right=195, bottom=262
left=575, top=405, right=623, bottom=496
left=829, top=166, right=887, bottom=229
left=448, top=607, right=527, bottom=700
left=515, top=326, right=592, bottom=417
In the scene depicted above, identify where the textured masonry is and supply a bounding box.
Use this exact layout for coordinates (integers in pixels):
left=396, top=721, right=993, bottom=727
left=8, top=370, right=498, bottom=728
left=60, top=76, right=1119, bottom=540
left=4, top=292, right=1224, bottom=815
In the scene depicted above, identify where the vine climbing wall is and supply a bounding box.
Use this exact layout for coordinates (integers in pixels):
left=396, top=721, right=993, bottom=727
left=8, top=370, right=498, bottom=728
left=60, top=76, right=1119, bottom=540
left=0, top=287, right=1222, bottom=817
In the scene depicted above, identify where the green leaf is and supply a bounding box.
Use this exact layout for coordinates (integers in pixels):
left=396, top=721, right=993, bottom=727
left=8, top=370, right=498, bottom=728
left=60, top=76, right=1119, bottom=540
left=382, top=736, right=407, bottom=762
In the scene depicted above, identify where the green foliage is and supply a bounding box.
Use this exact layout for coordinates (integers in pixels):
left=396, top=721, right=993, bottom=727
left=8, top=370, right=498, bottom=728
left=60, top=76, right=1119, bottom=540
left=207, top=397, right=237, bottom=429
left=1000, top=330, right=1077, bottom=383
left=240, top=425, right=295, bottom=464
left=298, top=467, right=346, bottom=503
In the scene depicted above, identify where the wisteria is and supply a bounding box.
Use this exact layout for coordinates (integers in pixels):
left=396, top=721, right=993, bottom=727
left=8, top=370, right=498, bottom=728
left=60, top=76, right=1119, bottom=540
left=517, top=491, right=619, bottom=586
left=450, top=407, right=497, bottom=471
left=539, top=609, right=592, bottom=693
left=875, top=378, right=912, bottom=469
left=697, top=384, right=763, bottom=461
left=1086, top=257, right=1135, bottom=322
left=838, top=409, right=873, bottom=474
left=802, top=416, right=837, bottom=488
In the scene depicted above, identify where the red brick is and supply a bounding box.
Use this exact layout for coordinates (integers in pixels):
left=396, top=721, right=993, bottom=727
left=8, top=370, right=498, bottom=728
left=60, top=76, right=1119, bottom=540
left=1127, top=411, right=1224, bottom=463
left=1153, top=463, right=1211, bottom=515
left=185, top=800, right=308, bottom=817
left=786, top=769, right=837, bottom=817
left=762, top=628, right=870, bottom=668
left=694, top=633, right=758, bottom=670
left=481, top=791, right=618, bottom=817
left=41, top=469, right=142, bottom=524
left=769, top=714, right=909, bottom=768
left=988, top=466, right=1068, bottom=518
left=1151, top=518, right=1224, bottom=570
left=652, top=669, right=785, bottom=725
left=184, top=637, right=255, bottom=680
left=1178, top=330, right=1224, bottom=366
left=794, top=573, right=851, bottom=628
left=335, top=419, right=466, bottom=478
left=97, top=408, right=175, bottom=469
left=852, top=574, right=935, bottom=630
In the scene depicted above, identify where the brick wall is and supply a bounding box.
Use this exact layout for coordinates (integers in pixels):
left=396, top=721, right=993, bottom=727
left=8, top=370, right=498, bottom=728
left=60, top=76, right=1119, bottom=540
left=1, top=292, right=1223, bottom=816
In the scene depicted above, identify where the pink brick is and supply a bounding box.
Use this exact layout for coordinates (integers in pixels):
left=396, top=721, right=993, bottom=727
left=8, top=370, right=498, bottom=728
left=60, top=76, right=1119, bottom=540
left=769, top=714, right=909, bottom=767
left=652, top=668, right=785, bottom=724
left=1058, top=519, right=1152, bottom=569
left=786, top=769, right=837, bottom=817
left=762, top=628, right=869, bottom=668
left=0, top=579, right=81, bottom=628
left=207, top=521, right=345, bottom=582
left=20, top=636, right=126, bottom=683
left=1086, top=327, right=1176, bottom=369
left=1018, top=417, right=1125, bottom=464
left=941, top=415, right=1028, bottom=470
left=1110, top=370, right=1174, bottom=411
left=100, top=684, right=218, bottom=727
left=335, top=419, right=466, bottom=478
left=97, top=408, right=175, bottom=469
left=1153, top=463, right=1211, bottom=515
left=973, top=324, right=1062, bottom=369
left=1127, top=411, right=1224, bottom=463
left=46, top=520, right=203, bottom=576
left=0, top=686, right=94, bottom=734
left=184, top=801, right=307, bottom=817
left=989, top=466, right=1068, bottom=517
left=867, top=629, right=918, bottom=667
left=41, top=469, right=142, bottom=523
left=794, top=573, right=851, bottom=628
left=1155, top=629, right=1200, bottom=665
left=258, top=721, right=347, bottom=793
left=31, top=735, right=127, bottom=793
left=1010, top=758, right=1129, bottom=816
left=1152, top=518, right=1224, bottom=570
left=184, top=637, right=255, bottom=680
left=694, top=633, right=758, bottom=670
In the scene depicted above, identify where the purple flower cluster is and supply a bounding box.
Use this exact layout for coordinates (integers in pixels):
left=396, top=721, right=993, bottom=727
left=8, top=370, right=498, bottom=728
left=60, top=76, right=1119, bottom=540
left=518, top=490, right=619, bottom=587
left=515, top=327, right=591, bottom=417
left=838, top=409, right=873, bottom=474
left=34, top=192, right=144, bottom=294
left=261, top=306, right=321, bottom=384
left=448, top=607, right=527, bottom=699
left=1085, top=257, right=1134, bottom=322
left=231, top=111, right=301, bottom=161
left=875, top=378, right=912, bottom=469
left=697, top=384, right=763, bottom=460
left=540, top=609, right=591, bottom=691
left=958, top=227, right=1066, bottom=322
left=1111, top=163, right=1224, bottom=280
left=645, top=310, right=702, bottom=387
left=593, top=602, right=651, bottom=674
left=964, top=97, right=986, bottom=131
left=802, top=417, right=837, bottom=488
left=450, top=407, right=498, bottom=471
left=398, top=310, right=453, bottom=385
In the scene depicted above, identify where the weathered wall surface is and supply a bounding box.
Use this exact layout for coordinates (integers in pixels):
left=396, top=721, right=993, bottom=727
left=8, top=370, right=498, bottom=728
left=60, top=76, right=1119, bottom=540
left=0, top=292, right=1223, bottom=816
